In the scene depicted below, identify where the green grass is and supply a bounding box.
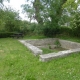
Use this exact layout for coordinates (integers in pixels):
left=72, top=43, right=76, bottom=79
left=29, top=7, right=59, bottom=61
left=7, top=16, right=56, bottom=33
left=41, top=47, right=66, bottom=54
left=41, top=48, right=54, bottom=54
left=56, top=35, right=80, bottom=43
left=23, top=34, right=47, bottom=39
left=0, top=38, right=80, bottom=80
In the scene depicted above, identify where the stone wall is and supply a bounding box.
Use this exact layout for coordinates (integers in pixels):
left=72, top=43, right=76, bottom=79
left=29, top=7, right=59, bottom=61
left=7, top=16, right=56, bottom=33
left=59, top=40, right=80, bottom=49
left=40, top=48, right=80, bottom=62
left=26, top=38, right=56, bottom=46
left=26, top=38, right=80, bottom=49
left=19, top=40, right=42, bottom=56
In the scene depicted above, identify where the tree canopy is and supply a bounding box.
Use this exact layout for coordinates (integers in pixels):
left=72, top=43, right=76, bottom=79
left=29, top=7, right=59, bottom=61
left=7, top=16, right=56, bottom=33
left=0, top=0, right=80, bottom=37
left=22, top=0, right=67, bottom=24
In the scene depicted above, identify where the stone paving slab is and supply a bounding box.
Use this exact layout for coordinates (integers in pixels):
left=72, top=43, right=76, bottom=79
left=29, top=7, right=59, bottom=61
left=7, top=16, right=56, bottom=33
left=19, top=40, right=42, bottom=56
left=39, top=48, right=80, bottom=62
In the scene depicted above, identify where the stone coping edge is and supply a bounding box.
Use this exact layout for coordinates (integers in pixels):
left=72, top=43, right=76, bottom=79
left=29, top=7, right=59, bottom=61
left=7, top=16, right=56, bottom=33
left=19, top=40, right=42, bottom=56
left=39, top=48, right=80, bottom=62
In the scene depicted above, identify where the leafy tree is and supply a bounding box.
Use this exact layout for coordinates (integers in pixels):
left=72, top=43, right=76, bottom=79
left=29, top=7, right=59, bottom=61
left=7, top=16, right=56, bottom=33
left=33, top=0, right=44, bottom=24
left=0, top=9, right=6, bottom=31
left=22, top=0, right=67, bottom=25
left=71, top=11, right=80, bottom=37
left=63, top=0, right=80, bottom=10
left=21, top=4, right=35, bottom=22
left=4, top=8, right=20, bottom=31
left=21, top=0, right=80, bottom=37
left=21, top=0, right=67, bottom=36
left=0, top=7, right=22, bottom=32
left=60, top=0, right=80, bottom=27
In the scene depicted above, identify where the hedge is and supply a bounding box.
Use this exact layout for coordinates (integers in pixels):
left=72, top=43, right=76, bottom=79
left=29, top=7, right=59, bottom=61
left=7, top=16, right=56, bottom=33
left=0, top=32, right=14, bottom=38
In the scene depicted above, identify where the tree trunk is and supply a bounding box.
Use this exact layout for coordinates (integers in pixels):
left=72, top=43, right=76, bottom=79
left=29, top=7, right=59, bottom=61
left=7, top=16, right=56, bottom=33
left=33, top=0, right=43, bottom=24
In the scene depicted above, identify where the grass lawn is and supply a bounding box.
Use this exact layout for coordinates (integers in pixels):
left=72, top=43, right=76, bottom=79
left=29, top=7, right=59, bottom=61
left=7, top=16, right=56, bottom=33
left=41, top=47, right=67, bottom=54
left=0, top=38, right=80, bottom=80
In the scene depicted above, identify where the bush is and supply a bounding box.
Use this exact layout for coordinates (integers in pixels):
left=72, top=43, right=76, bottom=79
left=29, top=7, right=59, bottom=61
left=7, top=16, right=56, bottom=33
left=43, top=26, right=60, bottom=37
left=29, top=23, right=37, bottom=32
left=71, top=11, right=80, bottom=37
left=0, top=32, right=14, bottom=38
left=34, top=25, right=44, bottom=35
left=59, top=27, right=72, bottom=36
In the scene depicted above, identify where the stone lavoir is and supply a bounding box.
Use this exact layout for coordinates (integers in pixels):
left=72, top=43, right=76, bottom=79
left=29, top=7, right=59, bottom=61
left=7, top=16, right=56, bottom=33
left=19, top=38, right=80, bottom=62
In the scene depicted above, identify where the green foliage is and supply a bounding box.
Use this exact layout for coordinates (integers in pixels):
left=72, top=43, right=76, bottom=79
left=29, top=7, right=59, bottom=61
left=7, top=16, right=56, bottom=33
left=43, top=26, right=60, bottom=37
left=0, top=8, right=22, bottom=33
left=22, top=0, right=80, bottom=37
left=71, top=11, right=80, bottom=37
left=21, top=4, right=35, bottom=22
left=4, top=9, right=21, bottom=32
left=27, top=23, right=37, bottom=32
left=54, top=39, right=61, bottom=48
left=0, top=8, right=30, bottom=38
left=63, top=0, right=80, bottom=10
left=59, top=27, right=72, bottom=36
left=22, top=0, right=67, bottom=25
left=0, top=32, right=14, bottom=38
left=33, top=24, right=44, bottom=34
left=0, top=19, right=5, bottom=31
left=0, top=2, right=31, bottom=37
left=41, top=47, right=54, bottom=54
left=24, top=22, right=44, bottom=35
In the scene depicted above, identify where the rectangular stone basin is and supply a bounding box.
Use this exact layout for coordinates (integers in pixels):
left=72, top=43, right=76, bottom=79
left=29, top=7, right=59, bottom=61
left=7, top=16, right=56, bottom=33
left=19, top=38, right=80, bottom=61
